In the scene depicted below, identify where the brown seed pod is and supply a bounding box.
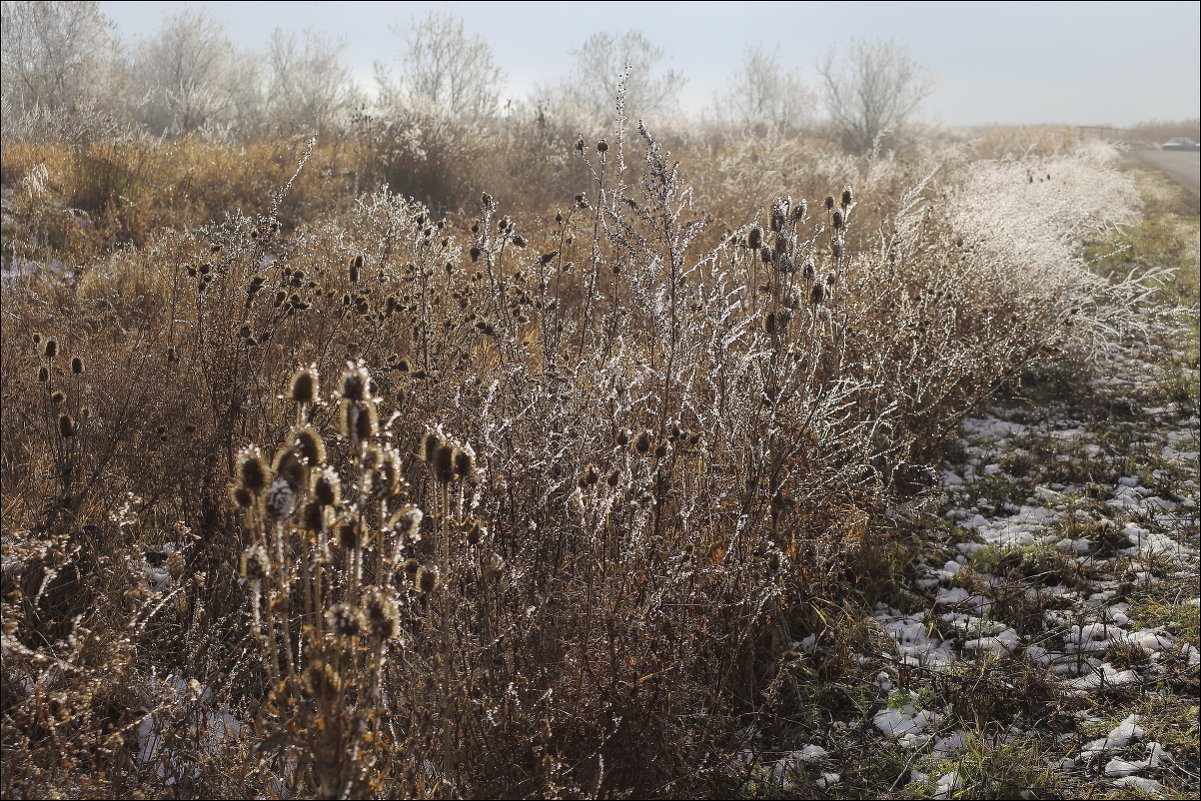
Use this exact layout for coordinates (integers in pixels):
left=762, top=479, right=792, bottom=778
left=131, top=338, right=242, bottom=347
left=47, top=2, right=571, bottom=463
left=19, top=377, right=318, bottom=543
left=389, top=505, right=424, bottom=542
left=326, top=603, right=363, bottom=637
left=453, top=448, right=474, bottom=480
left=415, top=565, right=439, bottom=593
left=289, top=366, right=319, bottom=403
left=311, top=467, right=342, bottom=507
left=240, top=544, right=270, bottom=580
left=433, top=444, right=458, bottom=484
left=273, top=447, right=307, bottom=490
left=293, top=427, right=326, bottom=466
left=238, top=448, right=270, bottom=493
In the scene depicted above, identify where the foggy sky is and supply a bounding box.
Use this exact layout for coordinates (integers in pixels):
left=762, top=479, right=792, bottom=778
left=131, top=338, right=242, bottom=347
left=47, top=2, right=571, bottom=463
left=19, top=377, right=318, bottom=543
left=99, top=0, right=1201, bottom=128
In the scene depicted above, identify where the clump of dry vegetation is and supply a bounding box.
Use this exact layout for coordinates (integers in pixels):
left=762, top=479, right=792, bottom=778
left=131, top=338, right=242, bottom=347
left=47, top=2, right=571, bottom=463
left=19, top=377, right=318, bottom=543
left=1, top=109, right=1165, bottom=798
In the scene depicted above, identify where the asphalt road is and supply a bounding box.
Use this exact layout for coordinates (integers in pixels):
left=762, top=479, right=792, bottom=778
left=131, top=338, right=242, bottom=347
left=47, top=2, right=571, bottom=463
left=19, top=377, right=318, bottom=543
left=1132, top=149, right=1200, bottom=198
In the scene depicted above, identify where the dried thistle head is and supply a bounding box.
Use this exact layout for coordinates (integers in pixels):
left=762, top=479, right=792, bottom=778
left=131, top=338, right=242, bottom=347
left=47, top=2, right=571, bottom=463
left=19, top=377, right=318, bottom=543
left=453, top=447, right=474, bottom=481
left=335, top=514, right=366, bottom=549
left=293, top=427, right=326, bottom=466
left=230, top=485, right=255, bottom=509
left=298, top=502, right=326, bottom=532
left=311, top=467, right=342, bottom=507
left=414, top=564, right=439, bottom=593
left=338, top=362, right=371, bottom=402
left=433, top=443, right=458, bottom=484
left=273, top=446, right=307, bottom=489
left=238, top=447, right=271, bottom=493
left=388, top=505, right=424, bottom=542
left=289, top=365, right=319, bottom=403
left=240, top=543, right=271, bottom=580
left=326, top=603, right=363, bottom=637
left=363, top=588, right=401, bottom=640
left=58, top=414, right=77, bottom=437
left=418, top=430, right=442, bottom=462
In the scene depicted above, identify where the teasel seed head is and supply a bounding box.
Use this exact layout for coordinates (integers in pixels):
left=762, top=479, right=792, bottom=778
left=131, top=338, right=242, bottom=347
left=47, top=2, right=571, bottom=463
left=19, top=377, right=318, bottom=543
left=433, top=443, right=458, bottom=483
left=634, top=430, right=652, bottom=454
left=453, top=447, right=474, bottom=480
left=363, top=588, right=401, bottom=640
left=50, top=390, right=66, bottom=404
left=265, top=478, right=296, bottom=521
left=841, top=186, right=853, bottom=208
left=654, top=442, right=668, bottom=458
left=791, top=199, right=807, bottom=223
left=338, top=363, right=370, bottom=401
left=579, top=465, right=599, bottom=488
left=616, top=428, right=631, bottom=447
left=764, top=310, right=778, bottom=335
left=770, top=200, right=787, bottom=233
left=273, top=446, right=307, bottom=490
left=606, top=469, right=621, bottom=487
left=389, top=505, right=424, bottom=542
left=44, top=339, right=58, bottom=358
left=811, top=283, right=826, bottom=305
left=832, top=240, right=843, bottom=259
left=335, top=514, right=366, bottom=549
left=377, top=447, right=404, bottom=497
left=37, top=366, right=49, bottom=382
left=230, top=485, right=255, bottom=509
left=355, top=401, right=379, bottom=440
left=415, top=564, right=439, bottom=593
left=418, top=431, right=442, bottom=462
left=238, top=447, right=270, bottom=493
left=311, top=467, right=342, bottom=507
left=465, top=520, right=485, bottom=546
left=326, top=603, right=363, bottom=637
left=289, top=365, right=319, bottom=403
left=401, top=558, right=420, bottom=578
left=300, top=501, right=326, bottom=532
left=32, top=333, right=42, bottom=345
left=349, top=254, right=362, bottom=283
left=58, top=414, right=77, bottom=437
left=747, top=227, right=762, bottom=249
left=824, top=194, right=836, bottom=211
left=831, top=210, right=844, bottom=230
left=240, top=543, right=271, bottom=580
left=293, top=426, right=326, bottom=466
left=70, top=357, right=84, bottom=375
left=596, top=139, right=609, bottom=153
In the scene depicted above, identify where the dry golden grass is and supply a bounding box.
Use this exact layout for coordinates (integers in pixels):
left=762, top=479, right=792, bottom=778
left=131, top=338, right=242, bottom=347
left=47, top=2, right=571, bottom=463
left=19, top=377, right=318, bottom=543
left=0, top=121, right=1165, bottom=798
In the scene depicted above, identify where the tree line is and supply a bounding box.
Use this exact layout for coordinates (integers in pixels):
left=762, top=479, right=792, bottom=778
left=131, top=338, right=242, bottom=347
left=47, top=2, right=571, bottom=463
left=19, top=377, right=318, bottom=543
left=1, top=1, right=933, bottom=153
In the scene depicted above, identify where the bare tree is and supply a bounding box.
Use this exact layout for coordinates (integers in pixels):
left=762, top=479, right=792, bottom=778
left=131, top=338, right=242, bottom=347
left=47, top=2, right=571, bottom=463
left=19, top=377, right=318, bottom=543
left=0, top=1, right=119, bottom=120
left=711, top=45, right=813, bottom=134
left=816, top=38, right=933, bottom=154
left=375, top=12, right=503, bottom=118
left=128, top=8, right=260, bottom=136
left=555, top=30, right=687, bottom=123
left=266, top=29, right=359, bottom=135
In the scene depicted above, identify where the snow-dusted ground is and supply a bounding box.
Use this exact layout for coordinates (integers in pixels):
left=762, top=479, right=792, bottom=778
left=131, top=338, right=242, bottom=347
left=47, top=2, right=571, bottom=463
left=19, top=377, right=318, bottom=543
left=752, top=338, right=1199, bottom=797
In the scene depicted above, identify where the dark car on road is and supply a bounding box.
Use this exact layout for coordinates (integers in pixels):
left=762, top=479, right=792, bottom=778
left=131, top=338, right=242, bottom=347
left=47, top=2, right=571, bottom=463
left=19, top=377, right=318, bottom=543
left=1162, top=137, right=1200, bottom=151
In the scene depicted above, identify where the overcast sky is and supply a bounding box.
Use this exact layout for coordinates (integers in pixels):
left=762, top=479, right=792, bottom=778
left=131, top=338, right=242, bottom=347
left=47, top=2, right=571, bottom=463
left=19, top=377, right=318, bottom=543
left=99, top=0, right=1200, bottom=128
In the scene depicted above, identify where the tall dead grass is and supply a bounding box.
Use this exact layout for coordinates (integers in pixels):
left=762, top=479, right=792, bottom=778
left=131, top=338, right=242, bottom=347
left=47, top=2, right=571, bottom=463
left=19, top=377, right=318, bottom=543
left=1, top=118, right=1158, bottom=797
